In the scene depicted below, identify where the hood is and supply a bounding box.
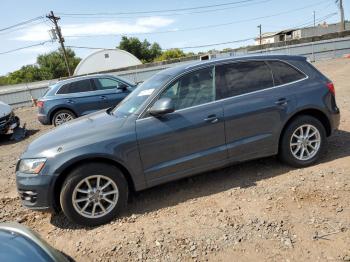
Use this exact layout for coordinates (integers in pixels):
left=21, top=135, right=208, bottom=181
left=0, top=101, right=12, bottom=118
left=23, top=110, right=128, bottom=158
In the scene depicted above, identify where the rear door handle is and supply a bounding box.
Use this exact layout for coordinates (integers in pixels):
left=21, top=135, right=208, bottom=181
left=275, top=98, right=288, bottom=106
left=66, top=99, right=75, bottom=104
left=204, top=114, right=219, bottom=123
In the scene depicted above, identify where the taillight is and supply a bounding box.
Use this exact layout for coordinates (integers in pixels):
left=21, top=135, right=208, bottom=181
left=326, top=82, right=335, bottom=95
left=36, top=100, right=44, bottom=108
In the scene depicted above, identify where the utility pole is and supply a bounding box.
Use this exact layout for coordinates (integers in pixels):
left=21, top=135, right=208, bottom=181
left=257, top=24, right=262, bottom=46
left=338, top=0, right=345, bottom=31
left=46, top=11, right=71, bottom=76
left=311, top=11, right=316, bottom=62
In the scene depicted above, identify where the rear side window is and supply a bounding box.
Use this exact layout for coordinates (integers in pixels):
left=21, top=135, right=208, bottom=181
left=57, top=79, right=95, bottom=94
left=215, top=61, right=273, bottom=99
left=267, top=61, right=306, bottom=85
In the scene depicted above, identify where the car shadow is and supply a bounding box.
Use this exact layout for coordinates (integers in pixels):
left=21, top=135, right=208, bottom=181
left=0, top=129, right=39, bottom=145
left=50, top=129, right=350, bottom=229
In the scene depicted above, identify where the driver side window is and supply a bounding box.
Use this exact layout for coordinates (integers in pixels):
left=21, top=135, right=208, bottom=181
left=159, top=67, right=215, bottom=110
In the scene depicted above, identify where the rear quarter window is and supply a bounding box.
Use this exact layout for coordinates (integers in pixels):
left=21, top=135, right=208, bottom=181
left=56, top=79, right=95, bottom=94
left=267, top=61, right=306, bottom=85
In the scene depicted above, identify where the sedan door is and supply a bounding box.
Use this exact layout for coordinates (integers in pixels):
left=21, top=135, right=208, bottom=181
left=136, top=67, right=227, bottom=186
left=94, top=77, right=131, bottom=108
left=215, top=60, right=297, bottom=162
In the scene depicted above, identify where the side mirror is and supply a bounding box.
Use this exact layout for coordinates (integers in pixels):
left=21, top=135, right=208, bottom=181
left=149, top=98, right=175, bottom=117
left=117, top=83, right=128, bottom=91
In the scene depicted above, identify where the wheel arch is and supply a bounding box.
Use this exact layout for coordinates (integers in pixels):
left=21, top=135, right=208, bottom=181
left=52, top=157, right=136, bottom=212
left=278, top=108, right=331, bottom=152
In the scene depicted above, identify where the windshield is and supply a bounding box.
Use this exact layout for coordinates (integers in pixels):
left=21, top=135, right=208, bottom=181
left=111, top=73, right=172, bottom=117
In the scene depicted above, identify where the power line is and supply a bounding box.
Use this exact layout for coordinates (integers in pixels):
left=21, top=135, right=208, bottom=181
left=0, top=20, right=49, bottom=36
left=0, top=16, right=45, bottom=32
left=64, top=0, right=331, bottom=38
left=59, top=0, right=272, bottom=19
left=65, top=11, right=339, bottom=52
left=57, top=0, right=258, bottom=16
left=0, top=40, right=52, bottom=55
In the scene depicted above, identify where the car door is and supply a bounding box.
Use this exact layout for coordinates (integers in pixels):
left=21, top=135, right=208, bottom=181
left=215, top=60, right=296, bottom=162
left=60, top=79, right=102, bottom=116
left=136, top=66, right=227, bottom=185
left=94, top=77, right=131, bottom=108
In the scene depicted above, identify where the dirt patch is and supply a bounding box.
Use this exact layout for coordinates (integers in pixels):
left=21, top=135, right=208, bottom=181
left=0, top=58, right=350, bottom=261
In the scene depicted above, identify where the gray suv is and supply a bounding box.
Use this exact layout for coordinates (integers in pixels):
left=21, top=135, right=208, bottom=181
left=37, top=74, right=136, bottom=126
left=16, top=55, right=340, bottom=226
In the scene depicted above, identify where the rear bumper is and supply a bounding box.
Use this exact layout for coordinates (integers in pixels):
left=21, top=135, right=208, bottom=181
left=37, top=114, right=50, bottom=125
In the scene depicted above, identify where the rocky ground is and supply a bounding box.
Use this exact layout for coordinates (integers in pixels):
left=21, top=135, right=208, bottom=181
left=0, top=58, right=350, bottom=261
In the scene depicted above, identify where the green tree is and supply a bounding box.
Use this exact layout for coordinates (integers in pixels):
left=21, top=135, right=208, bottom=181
left=37, top=48, right=81, bottom=79
left=118, top=36, right=162, bottom=63
left=154, top=48, right=186, bottom=61
left=7, top=65, right=43, bottom=84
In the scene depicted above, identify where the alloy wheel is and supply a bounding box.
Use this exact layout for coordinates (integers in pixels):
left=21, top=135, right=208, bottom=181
left=290, top=124, right=321, bottom=161
left=72, top=175, right=119, bottom=219
left=54, top=112, right=74, bottom=126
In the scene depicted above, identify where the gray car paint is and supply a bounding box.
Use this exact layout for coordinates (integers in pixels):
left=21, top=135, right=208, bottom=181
left=16, top=55, right=340, bottom=211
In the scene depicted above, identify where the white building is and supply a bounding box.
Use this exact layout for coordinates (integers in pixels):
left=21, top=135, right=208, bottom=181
left=74, top=49, right=142, bottom=76
left=254, top=22, right=350, bottom=46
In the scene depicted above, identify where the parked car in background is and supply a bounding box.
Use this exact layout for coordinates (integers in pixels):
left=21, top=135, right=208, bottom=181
left=16, top=55, right=340, bottom=226
left=37, top=74, right=136, bottom=126
left=0, top=223, right=71, bottom=261
left=0, top=101, right=20, bottom=135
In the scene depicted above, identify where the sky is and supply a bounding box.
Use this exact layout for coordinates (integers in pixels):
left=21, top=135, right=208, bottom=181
left=0, top=0, right=348, bottom=75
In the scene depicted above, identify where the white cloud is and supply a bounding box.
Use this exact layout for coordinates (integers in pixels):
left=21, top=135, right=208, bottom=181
left=14, top=16, right=174, bottom=42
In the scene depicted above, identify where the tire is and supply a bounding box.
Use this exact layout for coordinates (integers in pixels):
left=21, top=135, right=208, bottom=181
left=52, top=109, right=76, bottom=126
left=278, top=115, right=327, bottom=167
left=60, top=163, right=128, bottom=227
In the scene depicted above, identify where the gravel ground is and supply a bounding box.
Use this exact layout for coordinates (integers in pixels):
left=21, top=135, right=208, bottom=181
left=0, top=58, right=350, bottom=261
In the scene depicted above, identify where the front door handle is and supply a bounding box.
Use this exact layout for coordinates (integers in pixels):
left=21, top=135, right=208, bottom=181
left=204, top=114, right=219, bottom=124
left=100, top=96, right=107, bottom=100
left=275, top=98, right=288, bottom=106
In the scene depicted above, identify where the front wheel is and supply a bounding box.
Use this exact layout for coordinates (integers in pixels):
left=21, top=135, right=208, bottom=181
left=279, top=115, right=327, bottom=167
left=60, top=163, right=128, bottom=227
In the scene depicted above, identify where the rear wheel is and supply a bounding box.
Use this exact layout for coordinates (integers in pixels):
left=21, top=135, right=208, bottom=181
left=52, top=109, right=75, bottom=126
left=60, top=163, right=128, bottom=226
left=279, top=115, right=327, bottom=167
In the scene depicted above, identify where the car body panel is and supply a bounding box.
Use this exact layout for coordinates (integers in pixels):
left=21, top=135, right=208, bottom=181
left=0, top=223, right=70, bottom=262
left=136, top=101, right=227, bottom=185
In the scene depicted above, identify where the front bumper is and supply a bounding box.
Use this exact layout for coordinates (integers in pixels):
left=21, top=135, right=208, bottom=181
left=16, top=172, right=55, bottom=211
left=0, top=113, right=19, bottom=134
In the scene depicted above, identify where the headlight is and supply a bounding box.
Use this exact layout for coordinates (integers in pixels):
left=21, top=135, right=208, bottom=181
left=18, top=158, right=46, bottom=174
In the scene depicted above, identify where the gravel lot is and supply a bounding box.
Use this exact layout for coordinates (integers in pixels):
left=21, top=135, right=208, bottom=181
left=0, top=58, right=350, bottom=261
